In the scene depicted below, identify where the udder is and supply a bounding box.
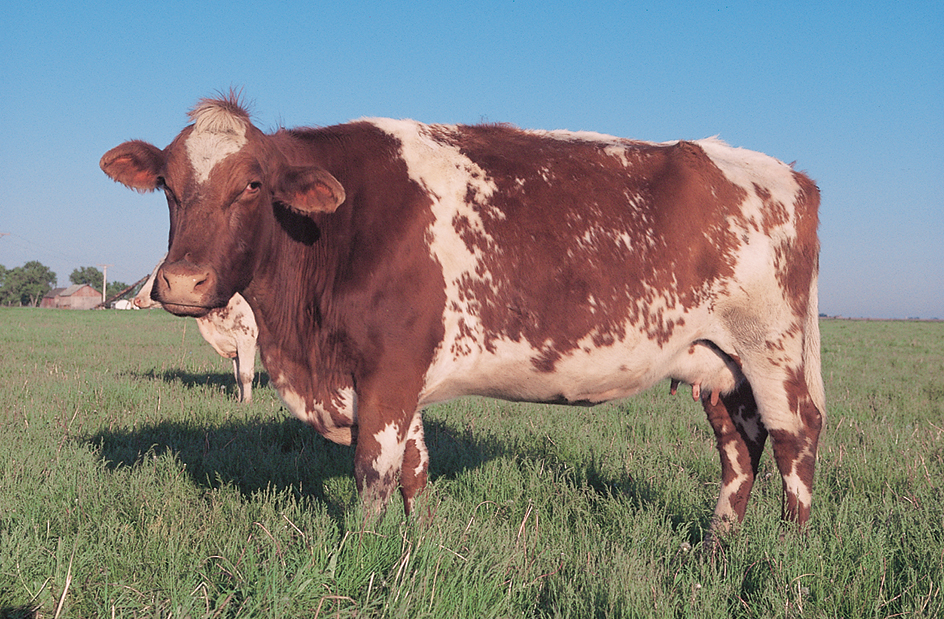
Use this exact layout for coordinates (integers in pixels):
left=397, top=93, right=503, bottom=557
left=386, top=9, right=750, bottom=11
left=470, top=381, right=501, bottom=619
left=668, top=340, right=744, bottom=404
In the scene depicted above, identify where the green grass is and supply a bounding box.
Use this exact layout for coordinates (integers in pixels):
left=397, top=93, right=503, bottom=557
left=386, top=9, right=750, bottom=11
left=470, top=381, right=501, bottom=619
left=0, top=308, right=942, bottom=618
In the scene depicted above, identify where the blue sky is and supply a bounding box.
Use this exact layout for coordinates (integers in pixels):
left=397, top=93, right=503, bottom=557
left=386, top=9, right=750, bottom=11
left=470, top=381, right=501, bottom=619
left=2, top=1, right=941, bottom=318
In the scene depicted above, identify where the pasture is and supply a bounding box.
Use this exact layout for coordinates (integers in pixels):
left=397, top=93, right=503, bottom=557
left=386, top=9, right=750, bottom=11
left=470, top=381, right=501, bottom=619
left=0, top=308, right=941, bottom=618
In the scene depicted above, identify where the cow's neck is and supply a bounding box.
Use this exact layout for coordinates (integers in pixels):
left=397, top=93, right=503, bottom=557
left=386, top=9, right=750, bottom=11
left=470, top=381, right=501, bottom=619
left=247, top=210, right=356, bottom=406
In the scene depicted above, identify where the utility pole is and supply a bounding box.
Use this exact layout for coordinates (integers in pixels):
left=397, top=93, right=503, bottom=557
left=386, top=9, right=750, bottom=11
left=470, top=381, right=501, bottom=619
left=98, top=264, right=112, bottom=305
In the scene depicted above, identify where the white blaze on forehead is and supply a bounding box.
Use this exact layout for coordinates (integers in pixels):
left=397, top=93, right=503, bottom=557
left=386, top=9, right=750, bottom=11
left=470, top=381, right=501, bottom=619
left=186, top=105, right=249, bottom=183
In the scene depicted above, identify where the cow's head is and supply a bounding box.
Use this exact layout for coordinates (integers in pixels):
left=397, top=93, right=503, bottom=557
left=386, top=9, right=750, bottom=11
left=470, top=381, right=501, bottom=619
left=101, top=93, right=346, bottom=317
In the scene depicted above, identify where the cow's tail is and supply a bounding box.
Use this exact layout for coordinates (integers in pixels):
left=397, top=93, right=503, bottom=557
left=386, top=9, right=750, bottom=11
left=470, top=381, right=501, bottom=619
left=804, top=270, right=826, bottom=416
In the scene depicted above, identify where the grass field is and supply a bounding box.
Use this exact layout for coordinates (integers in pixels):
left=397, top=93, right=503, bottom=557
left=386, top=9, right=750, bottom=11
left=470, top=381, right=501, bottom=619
left=0, top=308, right=942, bottom=618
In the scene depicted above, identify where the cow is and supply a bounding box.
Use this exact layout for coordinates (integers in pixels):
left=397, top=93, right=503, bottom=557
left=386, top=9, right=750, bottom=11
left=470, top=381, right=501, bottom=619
left=101, top=93, right=824, bottom=534
left=135, top=255, right=258, bottom=403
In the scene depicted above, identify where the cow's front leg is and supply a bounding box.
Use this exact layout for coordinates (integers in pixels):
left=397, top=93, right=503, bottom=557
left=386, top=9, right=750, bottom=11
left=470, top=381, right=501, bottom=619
left=232, top=357, right=253, bottom=403
left=399, top=410, right=429, bottom=515
left=352, top=393, right=424, bottom=518
left=353, top=424, right=405, bottom=517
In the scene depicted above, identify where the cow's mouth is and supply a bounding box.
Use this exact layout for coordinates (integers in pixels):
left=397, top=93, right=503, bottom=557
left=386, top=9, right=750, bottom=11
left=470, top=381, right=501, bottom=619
left=160, top=301, right=213, bottom=318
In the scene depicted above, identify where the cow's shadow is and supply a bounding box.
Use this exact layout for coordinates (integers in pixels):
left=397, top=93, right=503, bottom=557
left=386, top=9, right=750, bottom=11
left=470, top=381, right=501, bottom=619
left=89, top=371, right=691, bottom=534
left=129, top=368, right=271, bottom=398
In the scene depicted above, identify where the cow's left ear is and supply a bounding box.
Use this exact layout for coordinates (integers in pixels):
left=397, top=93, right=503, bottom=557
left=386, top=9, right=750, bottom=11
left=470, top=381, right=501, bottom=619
left=274, top=166, right=346, bottom=215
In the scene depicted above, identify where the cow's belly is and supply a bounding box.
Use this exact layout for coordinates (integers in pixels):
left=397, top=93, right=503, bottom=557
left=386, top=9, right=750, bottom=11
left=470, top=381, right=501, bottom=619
left=419, top=326, right=743, bottom=407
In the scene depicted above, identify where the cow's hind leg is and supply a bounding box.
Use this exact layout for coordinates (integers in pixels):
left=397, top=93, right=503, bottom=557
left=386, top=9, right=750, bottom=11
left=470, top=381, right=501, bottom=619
left=742, top=361, right=823, bottom=527
left=703, top=382, right=767, bottom=536
left=768, top=367, right=823, bottom=524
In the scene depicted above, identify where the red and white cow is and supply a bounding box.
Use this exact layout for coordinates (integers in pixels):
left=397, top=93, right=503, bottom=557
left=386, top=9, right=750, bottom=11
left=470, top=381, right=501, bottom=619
left=102, top=94, right=824, bottom=533
left=135, top=256, right=258, bottom=403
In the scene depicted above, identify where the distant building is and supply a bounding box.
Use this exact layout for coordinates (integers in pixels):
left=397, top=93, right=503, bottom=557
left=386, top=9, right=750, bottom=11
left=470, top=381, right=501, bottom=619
left=40, top=284, right=102, bottom=309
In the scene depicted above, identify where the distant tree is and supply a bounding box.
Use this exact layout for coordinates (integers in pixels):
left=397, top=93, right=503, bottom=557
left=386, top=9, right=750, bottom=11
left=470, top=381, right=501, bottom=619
left=0, top=265, right=8, bottom=306
left=0, top=264, right=7, bottom=305
left=106, top=279, right=131, bottom=300
left=70, top=266, right=129, bottom=301
left=0, top=261, right=57, bottom=306
left=70, top=266, right=103, bottom=287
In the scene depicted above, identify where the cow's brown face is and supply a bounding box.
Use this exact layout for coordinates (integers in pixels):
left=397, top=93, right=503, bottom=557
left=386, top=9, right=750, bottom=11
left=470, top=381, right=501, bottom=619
left=101, top=98, right=345, bottom=317
left=154, top=126, right=269, bottom=316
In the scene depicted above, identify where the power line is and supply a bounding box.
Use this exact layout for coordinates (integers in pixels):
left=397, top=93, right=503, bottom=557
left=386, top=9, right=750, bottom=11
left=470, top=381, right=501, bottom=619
left=0, top=232, right=141, bottom=284
left=0, top=232, right=93, bottom=267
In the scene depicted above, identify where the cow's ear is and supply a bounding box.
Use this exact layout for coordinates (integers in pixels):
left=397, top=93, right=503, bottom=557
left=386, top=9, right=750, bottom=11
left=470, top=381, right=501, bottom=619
left=100, top=141, right=165, bottom=192
left=275, top=166, right=346, bottom=215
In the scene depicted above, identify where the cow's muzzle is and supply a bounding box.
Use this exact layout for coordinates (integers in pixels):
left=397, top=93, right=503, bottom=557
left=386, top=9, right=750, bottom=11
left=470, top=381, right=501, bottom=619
left=154, top=260, right=218, bottom=317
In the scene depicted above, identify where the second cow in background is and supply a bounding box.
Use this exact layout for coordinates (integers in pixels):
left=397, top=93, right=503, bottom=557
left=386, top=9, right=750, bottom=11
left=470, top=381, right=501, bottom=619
left=135, top=256, right=259, bottom=403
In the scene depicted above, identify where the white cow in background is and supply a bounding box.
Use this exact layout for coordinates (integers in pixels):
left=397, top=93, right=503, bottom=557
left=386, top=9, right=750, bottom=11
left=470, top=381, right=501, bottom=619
left=135, top=256, right=259, bottom=403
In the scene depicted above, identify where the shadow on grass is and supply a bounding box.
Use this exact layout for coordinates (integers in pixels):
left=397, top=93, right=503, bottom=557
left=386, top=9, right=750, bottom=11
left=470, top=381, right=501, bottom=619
left=0, top=604, right=37, bottom=619
left=87, top=373, right=706, bottom=536
left=126, top=368, right=271, bottom=400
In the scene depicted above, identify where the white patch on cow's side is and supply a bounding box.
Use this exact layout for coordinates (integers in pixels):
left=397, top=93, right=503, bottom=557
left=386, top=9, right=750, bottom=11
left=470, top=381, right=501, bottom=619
left=696, top=137, right=800, bottom=239
left=367, top=118, right=502, bottom=366
left=186, top=109, right=248, bottom=183
left=420, top=302, right=743, bottom=408
left=698, top=139, right=802, bottom=318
